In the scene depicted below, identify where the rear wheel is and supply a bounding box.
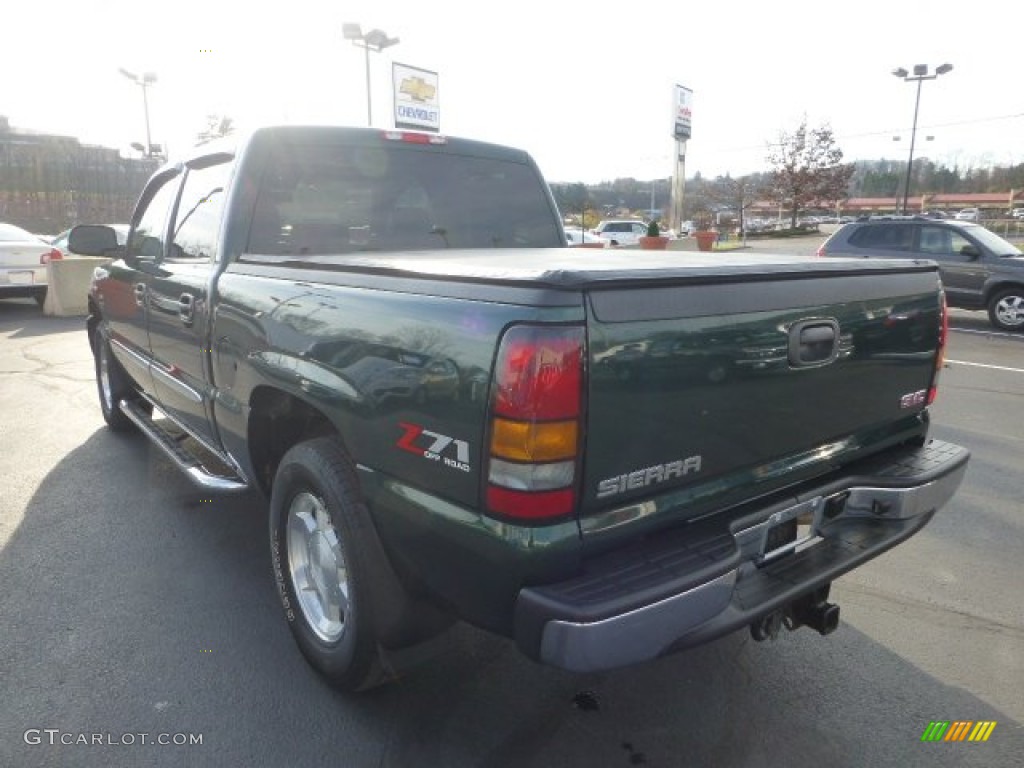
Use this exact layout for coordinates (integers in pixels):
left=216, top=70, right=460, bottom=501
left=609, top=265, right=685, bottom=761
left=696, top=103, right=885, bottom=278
left=269, top=438, right=388, bottom=692
left=988, top=288, right=1024, bottom=332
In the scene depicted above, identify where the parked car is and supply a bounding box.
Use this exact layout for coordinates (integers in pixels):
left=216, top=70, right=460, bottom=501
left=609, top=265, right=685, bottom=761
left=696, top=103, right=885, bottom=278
left=564, top=226, right=605, bottom=248
left=954, top=208, right=981, bottom=222
left=818, top=216, right=1024, bottom=331
left=1012, top=208, right=1024, bottom=220
left=51, top=224, right=129, bottom=256
left=592, top=219, right=648, bottom=246
left=0, top=222, right=63, bottom=305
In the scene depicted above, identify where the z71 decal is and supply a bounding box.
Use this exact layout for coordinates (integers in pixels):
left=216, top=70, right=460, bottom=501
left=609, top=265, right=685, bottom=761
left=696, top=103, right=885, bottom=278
left=397, top=422, right=471, bottom=473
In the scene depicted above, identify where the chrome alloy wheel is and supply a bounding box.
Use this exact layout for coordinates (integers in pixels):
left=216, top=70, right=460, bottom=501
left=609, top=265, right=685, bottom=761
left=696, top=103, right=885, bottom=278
left=99, top=341, right=115, bottom=411
left=995, top=294, right=1024, bottom=328
left=286, top=491, right=350, bottom=643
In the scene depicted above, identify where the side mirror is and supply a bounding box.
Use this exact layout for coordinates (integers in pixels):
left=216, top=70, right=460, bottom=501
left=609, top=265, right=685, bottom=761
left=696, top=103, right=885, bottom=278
left=67, top=225, right=122, bottom=257
left=960, top=244, right=981, bottom=261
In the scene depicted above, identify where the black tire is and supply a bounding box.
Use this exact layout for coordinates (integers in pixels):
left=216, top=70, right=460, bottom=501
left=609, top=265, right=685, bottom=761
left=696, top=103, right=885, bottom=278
left=34, top=289, right=47, bottom=308
left=987, top=288, right=1024, bottom=332
left=94, top=332, right=136, bottom=432
left=269, top=437, right=388, bottom=692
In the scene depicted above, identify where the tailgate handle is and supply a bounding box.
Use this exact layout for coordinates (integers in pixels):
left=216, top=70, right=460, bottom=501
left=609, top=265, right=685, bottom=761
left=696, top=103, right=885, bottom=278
left=789, top=319, right=839, bottom=367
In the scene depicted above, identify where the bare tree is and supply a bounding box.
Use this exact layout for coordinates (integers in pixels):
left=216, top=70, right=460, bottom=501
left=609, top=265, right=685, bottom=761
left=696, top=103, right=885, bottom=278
left=705, top=173, right=766, bottom=238
left=766, top=119, right=852, bottom=227
left=195, top=115, right=235, bottom=146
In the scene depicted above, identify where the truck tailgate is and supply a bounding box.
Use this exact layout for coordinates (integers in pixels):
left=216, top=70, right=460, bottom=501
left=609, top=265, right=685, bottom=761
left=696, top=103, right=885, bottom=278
left=581, top=261, right=943, bottom=539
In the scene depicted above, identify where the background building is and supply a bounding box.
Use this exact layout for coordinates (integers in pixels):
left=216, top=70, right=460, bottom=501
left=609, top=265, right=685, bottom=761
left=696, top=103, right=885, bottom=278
left=0, top=116, right=158, bottom=235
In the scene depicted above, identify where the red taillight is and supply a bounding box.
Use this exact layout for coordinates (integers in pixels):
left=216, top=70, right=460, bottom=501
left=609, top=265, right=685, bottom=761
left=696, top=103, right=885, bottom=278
left=493, top=328, right=582, bottom=420
left=41, top=248, right=63, bottom=264
left=815, top=243, right=825, bottom=258
left=927, top=292, right=948, bottom=405
left=486, top=325, right=584, bottom=521
left=381, top=130, right=447, bottom=145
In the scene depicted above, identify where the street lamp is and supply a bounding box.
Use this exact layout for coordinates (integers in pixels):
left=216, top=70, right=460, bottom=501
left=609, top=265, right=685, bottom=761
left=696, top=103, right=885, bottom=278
left=891, top=62, right=952, bottom=214
left=343, top=23, right=400, bottom=127
left=118, top=68, right=158, bottom=157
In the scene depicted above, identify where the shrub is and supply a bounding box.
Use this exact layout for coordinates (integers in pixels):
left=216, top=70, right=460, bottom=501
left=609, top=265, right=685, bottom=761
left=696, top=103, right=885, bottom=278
left=646, top=220, right=660, bottom=237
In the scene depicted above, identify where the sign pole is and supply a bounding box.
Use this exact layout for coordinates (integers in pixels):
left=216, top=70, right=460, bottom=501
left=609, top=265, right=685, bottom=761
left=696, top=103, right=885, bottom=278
left=671, top=140, right=687, bottom=234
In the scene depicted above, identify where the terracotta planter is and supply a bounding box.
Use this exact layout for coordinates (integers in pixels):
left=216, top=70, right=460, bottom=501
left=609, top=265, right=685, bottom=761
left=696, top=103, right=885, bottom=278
left=638, top=235, right=670, bottom=250
left=695, top=231, right=717, bottom=252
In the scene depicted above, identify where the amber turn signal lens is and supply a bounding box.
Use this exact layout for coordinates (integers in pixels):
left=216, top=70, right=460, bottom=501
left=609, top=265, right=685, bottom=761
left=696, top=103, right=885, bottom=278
left=490, top=418, right=577, bottom=462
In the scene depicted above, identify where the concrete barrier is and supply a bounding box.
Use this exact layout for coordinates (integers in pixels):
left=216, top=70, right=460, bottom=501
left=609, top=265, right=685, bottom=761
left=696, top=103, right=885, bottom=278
left=43, top=257, right=112, bottom=317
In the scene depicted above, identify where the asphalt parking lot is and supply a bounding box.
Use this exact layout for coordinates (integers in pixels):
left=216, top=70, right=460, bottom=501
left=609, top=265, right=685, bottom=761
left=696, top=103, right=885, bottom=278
left=1, top=294, right=1021, bottom=768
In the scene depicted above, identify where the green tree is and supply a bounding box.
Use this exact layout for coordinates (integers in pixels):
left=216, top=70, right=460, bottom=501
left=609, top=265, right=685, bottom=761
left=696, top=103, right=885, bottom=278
left=766, top=119, right=853, bottom=227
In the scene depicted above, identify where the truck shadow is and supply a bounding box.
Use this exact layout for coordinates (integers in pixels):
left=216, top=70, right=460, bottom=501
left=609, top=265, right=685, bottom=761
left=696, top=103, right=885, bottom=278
left=0, top=298, right=85, bottom=339
left=2, top=430, right=1020, bottom=768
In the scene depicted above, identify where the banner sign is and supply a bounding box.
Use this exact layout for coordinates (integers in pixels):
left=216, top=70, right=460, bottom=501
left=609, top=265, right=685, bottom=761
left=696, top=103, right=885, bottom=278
left=672, top=84, right=693, bottom=140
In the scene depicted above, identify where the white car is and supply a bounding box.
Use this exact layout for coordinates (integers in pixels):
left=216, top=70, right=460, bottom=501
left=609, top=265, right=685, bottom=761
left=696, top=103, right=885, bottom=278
left=0, top=222, right=63, bottom=305
left=1012, top=209, right=1024, bottom=220
left=592, top=219, right=649, bottom=246
left=954, top=208, right=981, bottom=222
left=564, top=227, right=605, bottom=248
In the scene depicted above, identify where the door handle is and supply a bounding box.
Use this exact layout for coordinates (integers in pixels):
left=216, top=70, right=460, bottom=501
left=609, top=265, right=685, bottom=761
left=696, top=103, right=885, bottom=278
left=133, top=282, right=147, bottom=307
left=178, top=293, right=196, bottom=325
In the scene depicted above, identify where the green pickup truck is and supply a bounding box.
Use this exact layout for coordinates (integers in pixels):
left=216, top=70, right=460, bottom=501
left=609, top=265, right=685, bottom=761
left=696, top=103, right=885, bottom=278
left=77, top=126, right=969, bottom=692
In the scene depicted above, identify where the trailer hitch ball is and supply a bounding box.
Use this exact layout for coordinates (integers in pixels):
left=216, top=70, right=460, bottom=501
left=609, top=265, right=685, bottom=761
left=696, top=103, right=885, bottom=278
left=750, top=610, right=785, bottom=642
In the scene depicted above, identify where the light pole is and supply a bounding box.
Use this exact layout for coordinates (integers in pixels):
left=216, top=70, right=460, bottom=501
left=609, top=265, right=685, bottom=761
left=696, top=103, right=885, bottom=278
left=118, top=68, right=157, bottom=157
left=891, top=63, right=952, bottom=214
left=343, top=23, right=400, bottom=127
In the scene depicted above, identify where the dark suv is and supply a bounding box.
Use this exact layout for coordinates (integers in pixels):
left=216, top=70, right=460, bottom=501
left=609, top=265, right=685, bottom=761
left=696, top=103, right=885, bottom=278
left=819, top=216, right=1024, bottom=331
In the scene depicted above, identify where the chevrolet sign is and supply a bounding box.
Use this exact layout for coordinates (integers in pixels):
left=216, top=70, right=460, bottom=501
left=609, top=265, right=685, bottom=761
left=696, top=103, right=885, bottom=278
left=393, top=63, right=440, bottom=132
left=400, top=77, right=436, bottom=102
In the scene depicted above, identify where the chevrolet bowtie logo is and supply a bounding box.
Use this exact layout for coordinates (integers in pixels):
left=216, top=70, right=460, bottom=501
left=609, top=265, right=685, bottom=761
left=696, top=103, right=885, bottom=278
left=400, top=77, right=436, bottom=102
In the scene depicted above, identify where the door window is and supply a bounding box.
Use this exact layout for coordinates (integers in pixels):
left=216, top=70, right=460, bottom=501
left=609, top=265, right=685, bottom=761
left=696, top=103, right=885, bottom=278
left=170, top=160, right=233, bottom=262
left=127, top=173, right=181, bottom=260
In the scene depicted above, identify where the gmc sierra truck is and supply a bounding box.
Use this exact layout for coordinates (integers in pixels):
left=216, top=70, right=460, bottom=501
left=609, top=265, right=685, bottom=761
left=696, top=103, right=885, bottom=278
left=77, top=126, right=969, bottom=692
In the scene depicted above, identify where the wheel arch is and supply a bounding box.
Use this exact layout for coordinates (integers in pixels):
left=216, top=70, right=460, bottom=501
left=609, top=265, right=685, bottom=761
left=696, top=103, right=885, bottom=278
left=983, top=279, right=1024, bottom=305
left=247, top=385, right=341, bottom=497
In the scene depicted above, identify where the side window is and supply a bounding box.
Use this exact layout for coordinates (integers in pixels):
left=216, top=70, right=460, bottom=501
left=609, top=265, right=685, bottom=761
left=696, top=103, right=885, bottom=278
left=127, top=174, right=180, bottom=260
left=850, top=223, right=912, bottom=251
left=170, top=160, right=233, bottom=262
left=918, top=226, right=951, bottom=255
left=950, top=231, right=973, bottom=256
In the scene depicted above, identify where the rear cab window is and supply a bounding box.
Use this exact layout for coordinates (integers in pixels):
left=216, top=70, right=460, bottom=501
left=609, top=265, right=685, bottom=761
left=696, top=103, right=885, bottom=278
left=244, top=141, right=563, bottom=256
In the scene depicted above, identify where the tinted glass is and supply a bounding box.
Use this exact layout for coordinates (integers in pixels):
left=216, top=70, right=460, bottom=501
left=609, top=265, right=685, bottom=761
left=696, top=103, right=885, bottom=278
left=171, top=161, right=232, bottom=262
left=247, top=144, right=562, bottom=255
left=918, top=225, right=952, bottom=254
left=128, top=174, right=180, bottom=260
left=848, top=223, right=913, bottom=251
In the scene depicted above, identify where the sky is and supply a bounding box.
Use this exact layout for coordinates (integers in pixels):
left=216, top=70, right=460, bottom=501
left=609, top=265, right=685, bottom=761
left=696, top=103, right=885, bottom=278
left=3, top=1, right=1022, bottom=184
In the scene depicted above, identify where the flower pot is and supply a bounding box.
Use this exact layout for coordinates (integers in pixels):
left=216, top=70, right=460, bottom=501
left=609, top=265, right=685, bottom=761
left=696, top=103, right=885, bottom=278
left=639, top=235, right=670, bottom=250
left=695, top=231, right=717, bottom=252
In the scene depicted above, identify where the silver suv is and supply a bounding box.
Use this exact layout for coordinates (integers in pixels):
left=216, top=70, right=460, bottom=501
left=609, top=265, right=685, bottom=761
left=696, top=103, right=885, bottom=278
left=593, top=219, right=648, bottom=246
left=818, top=216, right=1024, bottom=331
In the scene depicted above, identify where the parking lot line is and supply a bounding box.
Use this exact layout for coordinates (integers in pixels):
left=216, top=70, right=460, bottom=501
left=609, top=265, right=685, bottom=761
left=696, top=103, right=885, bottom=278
left=946, top=359, right=1024, bottom=374
left=949, top=328, right=1023, bottom=341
